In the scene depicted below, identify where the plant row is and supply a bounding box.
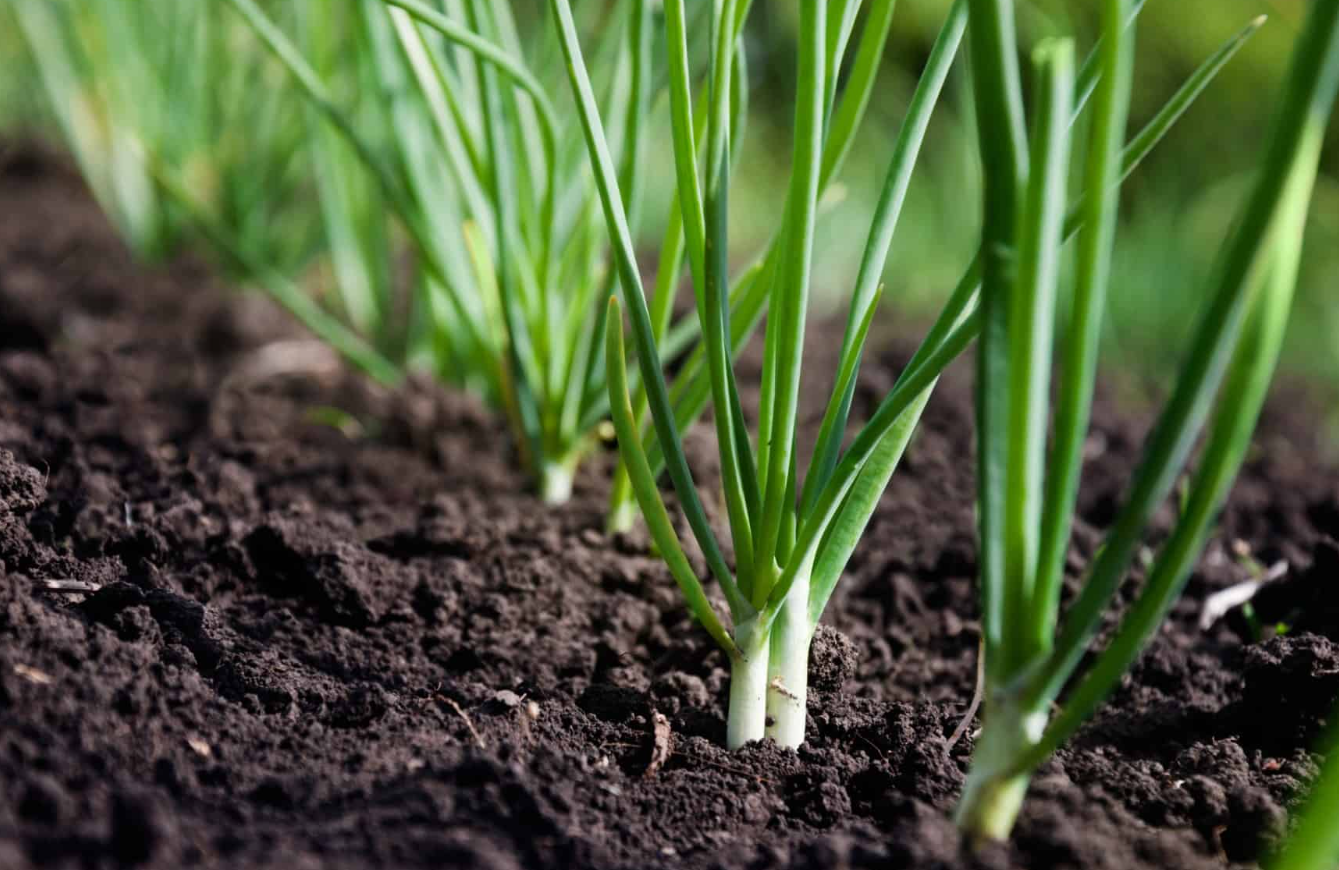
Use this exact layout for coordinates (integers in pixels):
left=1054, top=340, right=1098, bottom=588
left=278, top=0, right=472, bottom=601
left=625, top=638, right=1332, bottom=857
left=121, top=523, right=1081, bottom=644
left=10, top=0, right=1339, bottom=854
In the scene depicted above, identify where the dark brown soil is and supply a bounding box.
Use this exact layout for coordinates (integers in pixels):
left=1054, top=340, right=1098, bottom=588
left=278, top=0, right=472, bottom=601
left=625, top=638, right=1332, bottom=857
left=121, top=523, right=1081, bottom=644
left=1, top=145, right=1337, bottom=870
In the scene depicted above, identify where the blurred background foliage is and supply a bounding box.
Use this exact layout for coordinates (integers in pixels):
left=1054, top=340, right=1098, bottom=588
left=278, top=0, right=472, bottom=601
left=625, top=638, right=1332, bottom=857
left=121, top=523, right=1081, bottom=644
left=1, top=0, right=1335, bottom=404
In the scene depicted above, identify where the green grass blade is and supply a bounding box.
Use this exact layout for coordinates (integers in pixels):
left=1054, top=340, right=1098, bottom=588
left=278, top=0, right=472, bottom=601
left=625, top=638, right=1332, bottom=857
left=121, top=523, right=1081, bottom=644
left=306, top=3, right=389, bottom=341
left=13, top=1, right=163, bottom=257
left=1055, top=11, right=1266, bottom=242
left=607, top=3, right=752, bottom=525
left=384, top=0, right=560, bottom=295
left=754, top=0, right=826, bottom=601
left=803, top=282, right=884, bottom=523
left=481, top=0, right=547, bottom=270
left=574, top=0, right=653, bottom=420
left=549, top=0, right=743, bottom=613
left=643, top=261, right=767, bottom=471
left=605, top=299, right=745, bottom=653
left=999, top=39, right=1074, bottom=673
left=1027, top=2, right=1339, bottom=708
left=618, top=0, right=653, bottom=240
left=590, top=255, right=768, bottom=451
left=392, top=0, right=560, bottom=389
left=754, top=243, right=783, bottom=507
left=1033, top=0, right=1134, bottom=651
left=571, top=296, right=611, bottom=438
left=800, top=0, right=966, bottom=521
left=386, top=10, right=497, bottom=332
left=802, top=261, right=985, bottom=625
left=637, top=0, right=908, bottom=477
left=731, top=15, right=750, bottom=170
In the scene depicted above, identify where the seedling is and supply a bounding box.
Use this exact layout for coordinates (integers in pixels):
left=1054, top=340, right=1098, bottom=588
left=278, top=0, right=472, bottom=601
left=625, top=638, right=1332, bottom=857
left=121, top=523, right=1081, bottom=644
left=558, top=0, right=1259, bottom=751
left=957, top=0, right=1339, bottom=840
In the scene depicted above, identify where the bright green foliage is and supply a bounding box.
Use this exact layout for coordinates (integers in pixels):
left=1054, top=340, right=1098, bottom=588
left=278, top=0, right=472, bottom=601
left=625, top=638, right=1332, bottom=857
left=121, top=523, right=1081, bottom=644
left=8, top=0, right=405, bottom=382
left=556, top=0, right=1251, bottom=753
left=207, top=0, right=685, bottom=502
left=7, top=0, right=312, bottom=265
left=603, top=0, right=902, bottom=535
left=559, top=0, right=972, bottom=750
left=957, top=0, right=1339, bottom=841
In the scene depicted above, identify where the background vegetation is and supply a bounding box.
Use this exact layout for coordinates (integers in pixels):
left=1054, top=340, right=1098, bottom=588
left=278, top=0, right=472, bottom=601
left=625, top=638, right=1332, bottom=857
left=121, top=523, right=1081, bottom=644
left=2, top=0, right=1334, bottom=410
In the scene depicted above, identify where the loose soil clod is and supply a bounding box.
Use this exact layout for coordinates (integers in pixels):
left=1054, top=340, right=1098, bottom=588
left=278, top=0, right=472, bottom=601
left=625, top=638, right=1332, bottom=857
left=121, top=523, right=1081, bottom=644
left=1, top=147, right=1337, bottom=869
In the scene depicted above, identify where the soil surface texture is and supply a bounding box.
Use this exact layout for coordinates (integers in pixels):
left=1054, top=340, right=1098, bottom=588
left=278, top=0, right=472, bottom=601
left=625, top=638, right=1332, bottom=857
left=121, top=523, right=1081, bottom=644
left=1, top=146, right=1337, bottom=870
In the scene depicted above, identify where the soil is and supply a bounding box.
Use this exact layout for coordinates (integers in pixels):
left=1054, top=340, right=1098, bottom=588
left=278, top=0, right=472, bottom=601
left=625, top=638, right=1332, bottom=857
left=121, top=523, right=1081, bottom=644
left=1, top=143, right=1337, bottom=870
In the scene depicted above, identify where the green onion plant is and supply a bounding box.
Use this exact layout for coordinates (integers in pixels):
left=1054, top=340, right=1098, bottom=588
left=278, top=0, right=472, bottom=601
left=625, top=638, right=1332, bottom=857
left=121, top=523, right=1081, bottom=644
left=557, top=0, right=1259, bottom=752
left=600, top=0, right=907, bottom=535
left=956, top=0, right=1339, bottom=841
left=218, top=0, right=725, bottom=503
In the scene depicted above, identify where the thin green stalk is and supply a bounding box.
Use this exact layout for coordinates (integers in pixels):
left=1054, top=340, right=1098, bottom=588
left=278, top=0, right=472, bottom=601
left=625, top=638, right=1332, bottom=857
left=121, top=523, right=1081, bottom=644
left=1000, top=40, right=1073, bottom=672
left=758, top=306, right=983, bottom=633
left=639, top=0, right=1237, bottom=503
left=704, top=0, right=759, bottom=591
left=954, top=0, right=1338, bottom=843
left=1019, top=108, right=1328, bottom=772
left=549, top=0, right=747, bottom=617
left=604, top=299, right=740, bottom=658
left=800, top=0, right=967, bottom=522
left=224, top=0, right=498, bottom=382
left=954, top=33, right=1077, bottom=843
left=1033, top=0, right=1135, bottom=647
left=1026, top=2, right=1339, bottom=709
left=820, top=0, right=897, bottom=189
left=967, top=0, right=1029, bottom=680
left=765, top=0, right=968, bottom=748
left=470, top=0, right=546, bottom=482
left=753, top=0, right=825, bottom=602
left=1072, top=0, right=1145, bottom=118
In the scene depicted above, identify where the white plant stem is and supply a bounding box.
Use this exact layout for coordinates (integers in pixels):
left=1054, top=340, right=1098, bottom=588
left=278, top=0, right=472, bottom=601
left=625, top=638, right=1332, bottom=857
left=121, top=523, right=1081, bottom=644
left=726, top=624, right=770, bottom=749
left=765, top=570, right=812, bottom=749
left=954, top=697, right=1049, bottom=842
left=604, top=496, right=638, bottom=535
left=538, top=458, right=576, bottom=505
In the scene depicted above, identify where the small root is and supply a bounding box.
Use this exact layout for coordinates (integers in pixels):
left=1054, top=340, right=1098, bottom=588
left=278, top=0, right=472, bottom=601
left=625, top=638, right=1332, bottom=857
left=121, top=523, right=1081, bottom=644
left=947, top=635, right=986, bottom=751
left=768, top=676, right=800, bottom=700
left=440, top=696, right=486, bottom=750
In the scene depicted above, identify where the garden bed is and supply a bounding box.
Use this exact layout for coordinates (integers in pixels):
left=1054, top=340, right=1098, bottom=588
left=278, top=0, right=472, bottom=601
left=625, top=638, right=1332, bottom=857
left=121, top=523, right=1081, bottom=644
left=1, top=146, right=1337, bottom=869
